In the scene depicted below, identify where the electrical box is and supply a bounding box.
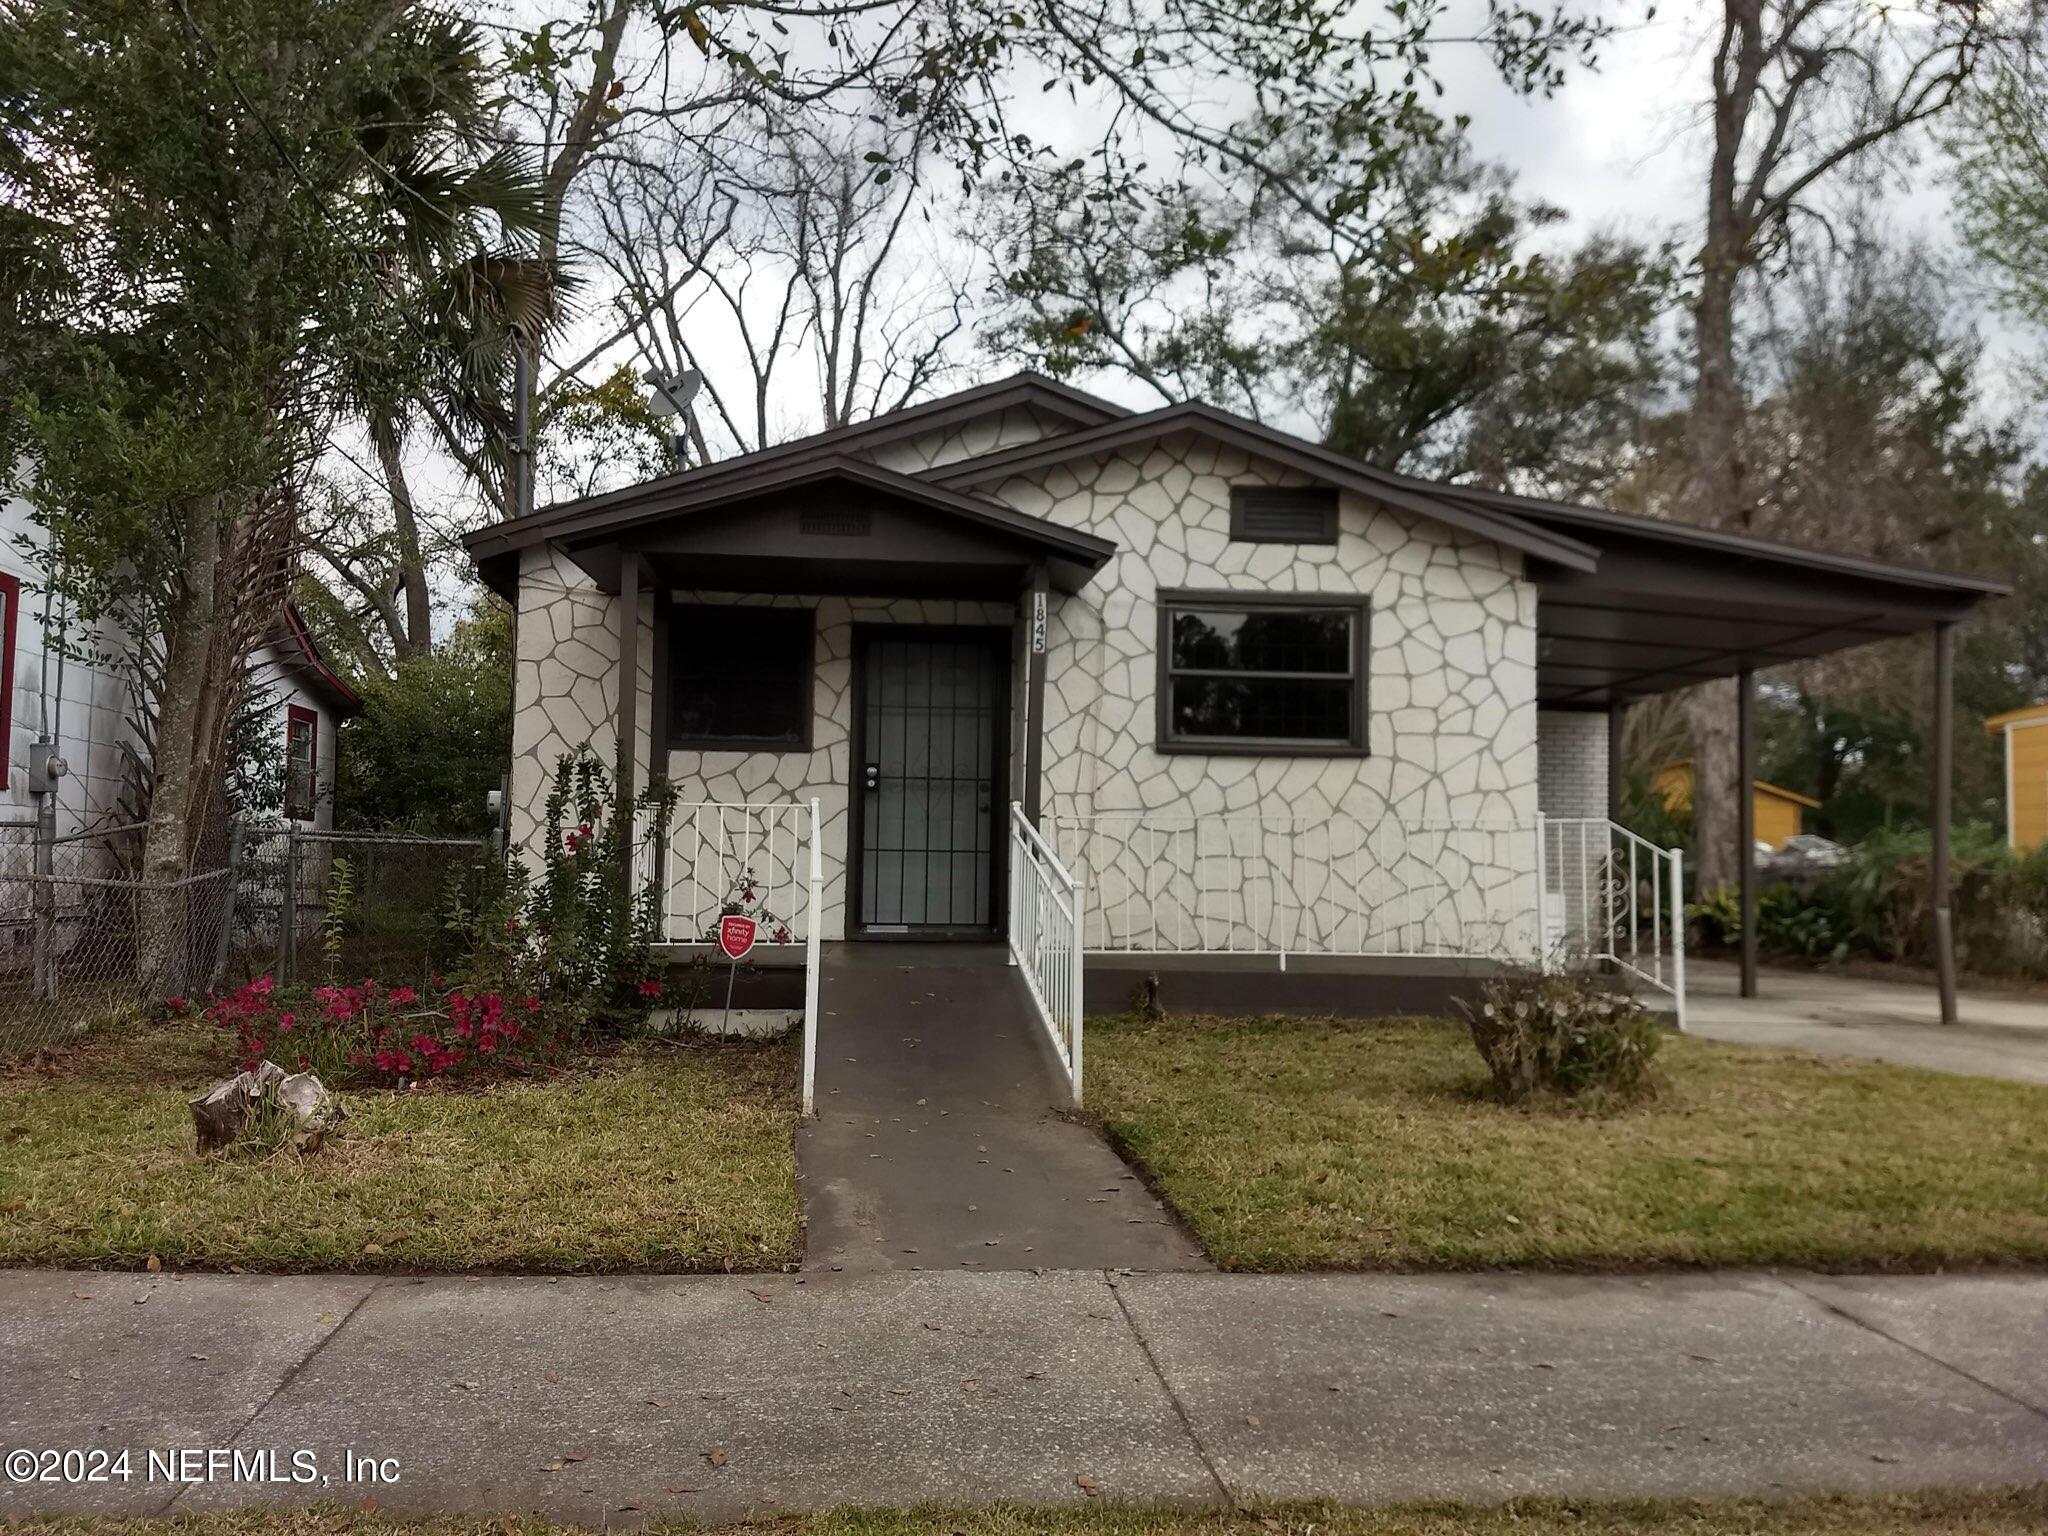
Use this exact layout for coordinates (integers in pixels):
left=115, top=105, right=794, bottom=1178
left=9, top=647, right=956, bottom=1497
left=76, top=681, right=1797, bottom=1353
left=27, top=741, right=65, bottom=794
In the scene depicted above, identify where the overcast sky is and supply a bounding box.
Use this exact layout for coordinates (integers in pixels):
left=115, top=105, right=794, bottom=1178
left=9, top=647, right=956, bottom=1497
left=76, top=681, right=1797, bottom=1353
left=395, top=0, right=2042, bottom=627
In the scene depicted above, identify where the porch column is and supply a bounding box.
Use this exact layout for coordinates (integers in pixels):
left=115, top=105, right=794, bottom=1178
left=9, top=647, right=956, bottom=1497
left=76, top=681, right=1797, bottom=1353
left=1023, top=563, right=1049, bottom=827
left=1606, top=702, right=1626, bottom=821
left=616, top=550, right=642, bottom=803
left=1932, top=621, right=1959, bottom=1025
left=1738, top=665, right=1758, bottom=999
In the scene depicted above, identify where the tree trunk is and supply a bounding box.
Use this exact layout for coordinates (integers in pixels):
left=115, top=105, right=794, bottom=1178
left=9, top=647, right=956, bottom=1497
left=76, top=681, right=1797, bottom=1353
left=136, top=501, right=222, bottom=996
left=372, top=416, right=432, bottom=657
left=1686, top=678, right=1741, bottom=894
left=1684, top=6, right=1757, bottom=896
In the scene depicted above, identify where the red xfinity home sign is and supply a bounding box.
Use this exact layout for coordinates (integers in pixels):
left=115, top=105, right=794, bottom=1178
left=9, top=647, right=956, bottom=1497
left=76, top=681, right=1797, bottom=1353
left=717, top=914, right=758, bottom=961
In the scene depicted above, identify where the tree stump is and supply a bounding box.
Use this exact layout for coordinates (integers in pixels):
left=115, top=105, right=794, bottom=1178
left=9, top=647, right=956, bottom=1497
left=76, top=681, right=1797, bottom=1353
left=188, top=1061, right=345, bottom=1154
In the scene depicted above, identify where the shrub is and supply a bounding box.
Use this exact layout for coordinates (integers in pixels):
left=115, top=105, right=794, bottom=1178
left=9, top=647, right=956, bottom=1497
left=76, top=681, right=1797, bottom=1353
left=522, top=749, right=676, bottom=1034
left=1459, top=968, right=1663, bottom=1105
left=1689, top=827, right=2048, bottom=979
left=205, top=973, right=579, bottom=1089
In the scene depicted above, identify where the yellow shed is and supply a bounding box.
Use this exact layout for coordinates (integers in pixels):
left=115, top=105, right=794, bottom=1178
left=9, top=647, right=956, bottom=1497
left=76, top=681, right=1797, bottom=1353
left=1652, top=761, right=1822, bottom=850
left=1985, top=701, right=2048, bottom=850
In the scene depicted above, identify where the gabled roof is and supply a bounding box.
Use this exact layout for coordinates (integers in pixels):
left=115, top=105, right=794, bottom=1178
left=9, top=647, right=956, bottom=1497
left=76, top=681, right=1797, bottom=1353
left=1656, top=761, right=1821, bottom=809
left=925, top=401, right=1603, bottom=573
left=466, top=370, right=1126, bottom=561
left=275, top=602, right=362, bottom=717
left=1986, top=701, right=2048, bottom=733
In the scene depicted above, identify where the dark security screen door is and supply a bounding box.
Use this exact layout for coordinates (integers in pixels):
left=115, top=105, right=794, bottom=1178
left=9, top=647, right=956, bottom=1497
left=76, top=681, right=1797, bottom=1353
left=855, top=632, right=1005, bottom=933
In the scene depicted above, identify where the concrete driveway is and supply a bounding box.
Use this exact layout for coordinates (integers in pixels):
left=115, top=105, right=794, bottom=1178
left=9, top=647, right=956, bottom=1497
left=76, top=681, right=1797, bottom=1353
left=1687, top=959, right=2048, bottom=1084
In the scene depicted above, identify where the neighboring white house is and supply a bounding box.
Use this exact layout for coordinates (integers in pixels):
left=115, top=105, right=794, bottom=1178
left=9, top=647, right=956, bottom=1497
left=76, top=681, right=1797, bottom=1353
left=463, top=374, right=2000, bottom=1021
left=0, top=496, right=359, bottom=844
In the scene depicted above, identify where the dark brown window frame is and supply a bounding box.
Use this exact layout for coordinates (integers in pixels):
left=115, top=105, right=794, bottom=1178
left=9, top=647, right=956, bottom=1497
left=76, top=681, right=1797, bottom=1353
left=1153, top=589, right=1371, bottom=758
left=666, top=603, right=817, bottom=753
left=1228, top=485, right=1339, bottom=544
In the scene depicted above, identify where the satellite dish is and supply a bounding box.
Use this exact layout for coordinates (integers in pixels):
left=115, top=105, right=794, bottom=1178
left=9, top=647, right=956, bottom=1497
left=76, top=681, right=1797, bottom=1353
left=643, top=368, right=703, bottom=419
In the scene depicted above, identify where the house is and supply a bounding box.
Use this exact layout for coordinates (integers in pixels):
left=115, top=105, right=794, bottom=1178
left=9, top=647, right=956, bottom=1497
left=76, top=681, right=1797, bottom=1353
left=463, top=373, right=2001, bottom=1092
left=1651, top=761, right=1822, bottom=850
left=0, top=497, right=359, bottom=843
left=1985, top=701, right=2048, bottom=850
left=250, top=604, right=361, bottom=831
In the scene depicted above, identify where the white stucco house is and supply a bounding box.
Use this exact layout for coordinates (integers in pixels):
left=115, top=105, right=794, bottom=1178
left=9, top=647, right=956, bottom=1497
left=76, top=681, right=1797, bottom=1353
left=463, top=374, right=1999, bottom=1082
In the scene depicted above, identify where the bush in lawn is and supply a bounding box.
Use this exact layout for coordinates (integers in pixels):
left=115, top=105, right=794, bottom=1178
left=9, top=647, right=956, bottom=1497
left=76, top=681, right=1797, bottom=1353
left=205, top=973, right=578, bottom=1088
left=1459, top=969, right=1663, bottom=1105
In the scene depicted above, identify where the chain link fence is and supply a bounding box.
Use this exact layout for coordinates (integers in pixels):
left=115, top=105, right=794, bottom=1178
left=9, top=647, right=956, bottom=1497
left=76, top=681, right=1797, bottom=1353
left=0, top=817, right=497, bottom=1056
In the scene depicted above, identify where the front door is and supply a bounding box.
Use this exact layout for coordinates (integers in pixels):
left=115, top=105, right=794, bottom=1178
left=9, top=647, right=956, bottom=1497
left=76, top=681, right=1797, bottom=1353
left=851, top=629, right=1008, bottom=936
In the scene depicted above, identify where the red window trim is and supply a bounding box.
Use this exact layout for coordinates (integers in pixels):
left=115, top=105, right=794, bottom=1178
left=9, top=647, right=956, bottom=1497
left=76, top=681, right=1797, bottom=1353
left=285, top=703, right=318, bottom=819
left=0, top=572, right=19, bottom=791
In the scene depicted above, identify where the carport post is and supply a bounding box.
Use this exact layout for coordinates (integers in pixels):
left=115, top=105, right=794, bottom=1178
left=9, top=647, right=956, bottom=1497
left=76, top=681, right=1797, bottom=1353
left=1606, top=703, right=1626, bottom=821
left=1933, top=621, right=1959, bottom=1025
left=1738, top=666, right=1758, bottom=999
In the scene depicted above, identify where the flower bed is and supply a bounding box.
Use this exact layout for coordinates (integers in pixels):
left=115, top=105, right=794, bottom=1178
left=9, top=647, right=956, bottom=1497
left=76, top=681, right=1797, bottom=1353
left=201, top=974, right=581, bottom=1088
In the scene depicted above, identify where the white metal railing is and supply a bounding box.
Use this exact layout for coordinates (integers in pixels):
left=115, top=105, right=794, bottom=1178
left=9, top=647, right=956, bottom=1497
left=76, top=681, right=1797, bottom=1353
left=656, top=801, right=817, bottom=947
left=1045, top=809, right=1685, bottom=1024
left=1538, top=815, right=1686, bottom=1029
left=1007, top=802, right=1084, bottom=1105
left=649, top=800, right=826, bottom=1113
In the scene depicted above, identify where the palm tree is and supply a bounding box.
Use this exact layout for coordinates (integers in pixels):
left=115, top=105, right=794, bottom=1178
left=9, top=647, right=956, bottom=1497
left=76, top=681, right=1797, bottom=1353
left=327, top=11, right=568, bottom=662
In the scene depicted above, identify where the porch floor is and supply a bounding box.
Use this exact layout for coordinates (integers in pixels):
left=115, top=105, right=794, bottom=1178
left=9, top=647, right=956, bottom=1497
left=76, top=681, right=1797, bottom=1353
left=797, top=943, right=1209, bottom=1273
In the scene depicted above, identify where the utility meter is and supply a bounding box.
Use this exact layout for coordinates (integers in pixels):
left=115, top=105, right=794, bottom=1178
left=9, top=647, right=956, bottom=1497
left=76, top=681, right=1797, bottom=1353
left=27, top=742, right=65, bottom=794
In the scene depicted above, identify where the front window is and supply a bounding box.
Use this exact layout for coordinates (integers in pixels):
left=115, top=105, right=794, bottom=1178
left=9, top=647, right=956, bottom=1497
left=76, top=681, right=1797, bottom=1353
left=284, top=705, right=318, bottom=819
left=669, top=605, right=814, bottom=750
left=1158, top=596, right=1366, bottom=752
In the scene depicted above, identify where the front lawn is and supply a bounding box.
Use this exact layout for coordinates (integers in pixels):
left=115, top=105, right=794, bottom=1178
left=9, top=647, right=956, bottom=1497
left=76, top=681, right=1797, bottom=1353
left=5, top=1491, right=2046, bottom=1536
left=0, top=1020, right=800, bottom=1272
left=1087, top=1013, right=2048, bottom=1271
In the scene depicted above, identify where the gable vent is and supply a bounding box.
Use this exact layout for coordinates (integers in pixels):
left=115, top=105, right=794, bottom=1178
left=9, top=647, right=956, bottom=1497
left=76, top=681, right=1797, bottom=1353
left=1230, top=486, right=1338, bottom=543
left=800, top=508, right=873, bottom=537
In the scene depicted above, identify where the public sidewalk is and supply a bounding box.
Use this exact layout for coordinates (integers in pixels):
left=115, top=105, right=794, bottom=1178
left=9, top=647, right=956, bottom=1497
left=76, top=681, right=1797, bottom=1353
left=2, top=1267, right=2044, bottom=1522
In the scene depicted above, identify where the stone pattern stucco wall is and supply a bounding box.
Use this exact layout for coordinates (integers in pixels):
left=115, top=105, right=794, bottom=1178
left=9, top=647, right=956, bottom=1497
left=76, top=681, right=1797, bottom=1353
left=508, top=544, right=653, bottom=854
left=862, top=404, right=1071, bottom=476
left=507, top=411, right=1549, bottom=959
left=991, top=432, right=1543, bottom=958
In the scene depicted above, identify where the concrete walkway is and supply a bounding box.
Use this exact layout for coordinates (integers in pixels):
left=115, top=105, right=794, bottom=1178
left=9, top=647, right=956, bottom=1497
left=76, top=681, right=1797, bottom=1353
left=2, top=1268, right=2043, bottom=1521
left=1688, top=959, right=2048, bottom=1084
left=797, top=944, right=1207, bottom=1272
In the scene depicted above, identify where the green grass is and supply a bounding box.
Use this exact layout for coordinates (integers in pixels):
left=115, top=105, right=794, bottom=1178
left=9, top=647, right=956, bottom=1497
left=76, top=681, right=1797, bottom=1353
left=1087, top=1013, right=2048, bottom=1271
left=0, top=1019, right=800, bottom=1272
left=4, top=1491, right=2045, bottom=1536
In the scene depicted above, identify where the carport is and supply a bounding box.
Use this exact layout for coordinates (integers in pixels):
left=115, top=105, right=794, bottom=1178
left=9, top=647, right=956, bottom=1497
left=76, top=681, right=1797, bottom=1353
left=1457, top=483, right=2012, bottom=1022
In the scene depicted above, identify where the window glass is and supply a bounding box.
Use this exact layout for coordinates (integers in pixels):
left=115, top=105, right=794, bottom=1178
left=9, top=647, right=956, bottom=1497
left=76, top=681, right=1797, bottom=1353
left=285, top=708, right=317, bottom=817
left=670, top=606, right=812, bottom=748
left=1161, top=602, right=1362, bottom=748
